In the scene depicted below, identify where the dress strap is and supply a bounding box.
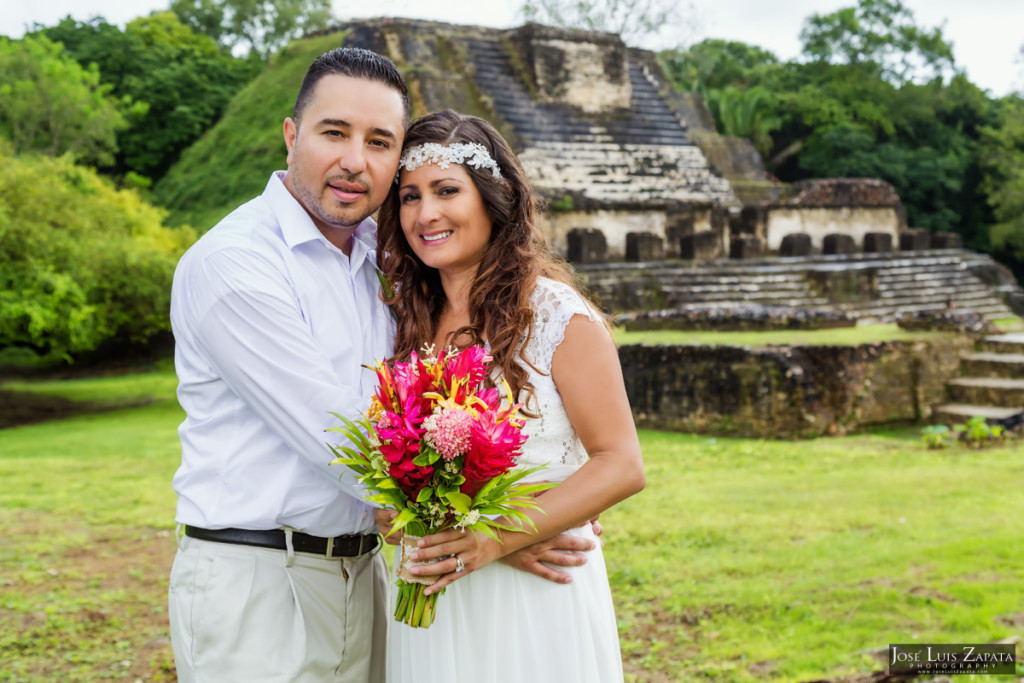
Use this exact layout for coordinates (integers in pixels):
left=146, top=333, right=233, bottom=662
left=527, top=278, right=602, bottom=374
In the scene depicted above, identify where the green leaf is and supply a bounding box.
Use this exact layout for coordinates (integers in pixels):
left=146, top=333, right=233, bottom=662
left=445, top=491, right=472, bottom=514
left=387, top=507, right=419, bottom=537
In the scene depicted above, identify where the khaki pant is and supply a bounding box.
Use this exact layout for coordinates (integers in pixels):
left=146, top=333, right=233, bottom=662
left=169, top=532, right=388, bottom=683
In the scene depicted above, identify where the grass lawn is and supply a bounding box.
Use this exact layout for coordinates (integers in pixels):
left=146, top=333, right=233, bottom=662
left=1, top=360, right=1022, bottom=682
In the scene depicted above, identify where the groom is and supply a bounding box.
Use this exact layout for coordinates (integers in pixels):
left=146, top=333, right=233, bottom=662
left=167, top=47, right=598, bottom=683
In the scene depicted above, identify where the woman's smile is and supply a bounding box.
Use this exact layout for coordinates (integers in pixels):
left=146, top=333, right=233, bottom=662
left=421, top=230, right=454, bottom=243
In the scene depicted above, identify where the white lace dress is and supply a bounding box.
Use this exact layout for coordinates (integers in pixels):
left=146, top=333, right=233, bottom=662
left=387, top=277, right=624, bottom=683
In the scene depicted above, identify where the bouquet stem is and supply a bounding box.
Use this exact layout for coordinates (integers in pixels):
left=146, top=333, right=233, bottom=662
left=395, top=580, right=439, bottom=628
left=394, top=534, right=443, bottom=628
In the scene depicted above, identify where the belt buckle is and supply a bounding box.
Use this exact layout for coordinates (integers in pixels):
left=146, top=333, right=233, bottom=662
left=325, top=536, right=334, bottom=559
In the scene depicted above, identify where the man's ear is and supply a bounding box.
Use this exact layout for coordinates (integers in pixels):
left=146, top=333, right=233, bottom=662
left=283, top=117, right=298, bottom=167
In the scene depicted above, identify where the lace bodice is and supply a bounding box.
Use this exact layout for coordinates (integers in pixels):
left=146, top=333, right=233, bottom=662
left=512, top=277, right=603, bottom=477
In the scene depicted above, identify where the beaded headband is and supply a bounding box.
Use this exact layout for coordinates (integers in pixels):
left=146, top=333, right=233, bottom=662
left=396, top=142, right=503, bottom=183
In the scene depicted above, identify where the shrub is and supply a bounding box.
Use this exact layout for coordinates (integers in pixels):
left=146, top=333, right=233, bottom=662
left=0, top=146, right=196, bottom=360
left=921, top=415, right=1008, bottom=450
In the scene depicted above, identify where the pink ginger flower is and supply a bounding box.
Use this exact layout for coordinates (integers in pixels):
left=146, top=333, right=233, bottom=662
left=428, top=407, right=475, bottom=460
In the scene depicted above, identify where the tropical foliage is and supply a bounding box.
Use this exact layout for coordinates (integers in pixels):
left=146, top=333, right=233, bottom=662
left=0, top=147, right=196, bottom=361
left=33, top=13, right=259, bottom=184
left=0, top=35, right=125, bottom=166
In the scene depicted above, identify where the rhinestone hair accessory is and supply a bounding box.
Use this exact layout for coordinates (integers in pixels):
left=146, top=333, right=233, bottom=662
left=397, top=142, right=503, bottom=182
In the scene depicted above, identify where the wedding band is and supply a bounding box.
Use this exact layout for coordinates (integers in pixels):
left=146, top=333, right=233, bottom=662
left=454, top=555, right=465, bottom=574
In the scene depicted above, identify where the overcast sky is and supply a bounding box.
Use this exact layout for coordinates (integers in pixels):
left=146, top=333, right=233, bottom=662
left=3, top=0, right=1022, bottom=96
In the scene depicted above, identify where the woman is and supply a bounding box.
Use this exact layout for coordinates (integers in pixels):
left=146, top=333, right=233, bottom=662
left=376, top=109, right=645, bottom=683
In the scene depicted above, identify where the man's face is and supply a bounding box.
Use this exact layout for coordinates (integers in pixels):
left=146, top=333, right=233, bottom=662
left=283, top=74, right=405, bottom=249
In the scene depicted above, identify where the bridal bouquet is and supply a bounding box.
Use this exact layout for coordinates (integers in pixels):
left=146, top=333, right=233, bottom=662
left=329, top=345, right=553, bottom=628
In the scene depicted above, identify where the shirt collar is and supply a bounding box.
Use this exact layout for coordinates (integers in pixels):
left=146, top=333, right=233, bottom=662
left=264, top=171, right=379, bottom=270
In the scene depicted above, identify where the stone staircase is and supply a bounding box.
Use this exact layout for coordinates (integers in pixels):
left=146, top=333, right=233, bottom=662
left=576, top=250, right=1021, bottom=319
left=932, top=333, right=1024, bottom=426
left=460, top=35, right=738, bottom=206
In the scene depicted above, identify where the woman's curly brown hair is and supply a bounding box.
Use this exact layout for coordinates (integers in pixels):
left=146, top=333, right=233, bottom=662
left=376, top=109, right=586, bottom=412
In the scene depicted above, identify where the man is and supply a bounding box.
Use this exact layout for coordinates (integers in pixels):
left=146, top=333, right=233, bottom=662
left=168, top=47, right=597, bottom=683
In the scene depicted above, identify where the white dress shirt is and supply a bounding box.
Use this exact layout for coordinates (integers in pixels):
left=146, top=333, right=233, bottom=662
left=170, top=172, right=394, bottom=537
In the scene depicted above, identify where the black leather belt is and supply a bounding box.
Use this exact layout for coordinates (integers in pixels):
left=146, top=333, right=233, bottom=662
left=184, top=526, right=379, bottom=557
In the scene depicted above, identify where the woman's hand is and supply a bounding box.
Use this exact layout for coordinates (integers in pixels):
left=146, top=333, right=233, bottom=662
left=375, top=509, right=402, bottom=545
left=405, top=527, right=503, bottom=595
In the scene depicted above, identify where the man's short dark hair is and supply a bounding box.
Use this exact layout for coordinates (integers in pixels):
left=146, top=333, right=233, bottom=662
left=293, top=47, right=410, bottom=128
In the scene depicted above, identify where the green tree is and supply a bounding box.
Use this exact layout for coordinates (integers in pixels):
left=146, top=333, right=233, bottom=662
left=703, top=86, right=781, bottom=157
left=800, top=0, right=955, bottom=85
left=980, top=96, right=1024, bottom=262
left=36, top=14, right=258, bottom=183
left=765, top=64, right=989, bottom=235
left=660, top=39, right=778, bottom=92
left=0, top=35, right=125, bottom=165
left=171, top=0, right=333, bottom=60
left=0, top=145, right=196, bottom=361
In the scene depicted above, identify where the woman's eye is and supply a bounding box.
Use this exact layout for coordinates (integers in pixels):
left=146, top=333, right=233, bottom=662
left=400, top=193, right=419, bottom=203
left=438, top=186, right=458, bottom=196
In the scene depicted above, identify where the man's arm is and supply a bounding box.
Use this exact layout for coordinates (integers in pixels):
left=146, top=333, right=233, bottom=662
left=374, top=509, right=603, bottom=584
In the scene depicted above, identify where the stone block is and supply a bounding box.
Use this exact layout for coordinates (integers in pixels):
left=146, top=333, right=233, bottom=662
left=566, top=228, right=607, bottom=263
left=779, top=233, right=813, bottom=257
left=730, top=235, right=764, bottom=260
left=625, top=232, right=665, bottom=262
left=739, top=205, right=765, bottom=235
left=711, top=207, right=729, bottom=233
left=664, top=209, right=695, bottom=259
left=899, top=229, right=930, bottom=251
left=823, top=233, right=856, bottom=255
left=511, top=24, right=630, bottom=113
left=930, top=232, right=963, bottom=249
left=680, top=230, right=720, bottom=260
left=863, top=232, right=893, bottom=253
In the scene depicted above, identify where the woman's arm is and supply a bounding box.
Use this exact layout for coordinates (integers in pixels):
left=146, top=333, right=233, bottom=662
left=406, top=313, right=645, bottom=592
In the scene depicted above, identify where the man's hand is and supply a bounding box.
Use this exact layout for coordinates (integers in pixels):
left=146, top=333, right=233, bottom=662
left=501, top=530, right=597, bottom=584
left=375, top=509, right=401, bottom=545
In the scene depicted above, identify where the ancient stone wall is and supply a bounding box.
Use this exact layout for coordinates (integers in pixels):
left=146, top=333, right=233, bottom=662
left=764, top=207, right=900, bottom=251
left=511, top=24, right=631, bottom=113
left=619, top=336, right=973, bottom=438
left=538, top=207, right=715, bottom=259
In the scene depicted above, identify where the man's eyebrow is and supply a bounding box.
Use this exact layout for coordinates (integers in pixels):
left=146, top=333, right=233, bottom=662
left=316, top=118, right=398, bottom=142
left=313, top=118, right=397, bottom=141
left=371, top=127, right=399, bottom=142
left=315, top=118, right=350, bottom=129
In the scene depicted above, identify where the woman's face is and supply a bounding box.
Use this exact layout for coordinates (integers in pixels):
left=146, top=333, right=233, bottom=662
left=397, top=161, right=493, bottom=279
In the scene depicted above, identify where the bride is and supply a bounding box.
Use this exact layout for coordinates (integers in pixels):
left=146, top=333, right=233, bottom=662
left=374, top=109, right=645, bottom=683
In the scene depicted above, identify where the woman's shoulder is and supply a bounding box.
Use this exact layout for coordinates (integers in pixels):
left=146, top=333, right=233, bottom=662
left=523, top=277, right=605, bottom=372
left=530, top=276, right=601, bottom=323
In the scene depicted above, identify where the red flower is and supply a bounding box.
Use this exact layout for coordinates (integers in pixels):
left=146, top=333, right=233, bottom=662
left=388, top=459, right=434, bottom=499
left=461, top=410, right=526, bottom=495
left=443, top=346, right=492, bottom=402
left=390, top=353, right=433, bottom=414
left=375, top=394, right=432, bottom=498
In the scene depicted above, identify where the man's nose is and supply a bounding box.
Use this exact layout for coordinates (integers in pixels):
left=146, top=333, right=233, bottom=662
left=337, top=142, right=367, bottom=174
